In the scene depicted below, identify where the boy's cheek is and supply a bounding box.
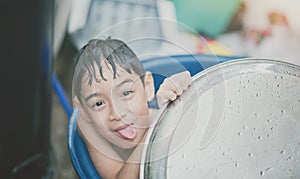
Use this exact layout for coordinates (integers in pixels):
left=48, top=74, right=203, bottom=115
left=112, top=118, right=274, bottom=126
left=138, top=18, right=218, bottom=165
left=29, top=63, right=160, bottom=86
left=128, top=97, right=149, bottom=117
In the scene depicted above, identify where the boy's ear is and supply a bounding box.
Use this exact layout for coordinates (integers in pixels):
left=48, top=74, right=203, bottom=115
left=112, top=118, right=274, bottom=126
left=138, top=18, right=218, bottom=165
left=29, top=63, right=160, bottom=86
left=73, top=98, right=92, bottom=123
left=144, top=71, right=155, bottom=102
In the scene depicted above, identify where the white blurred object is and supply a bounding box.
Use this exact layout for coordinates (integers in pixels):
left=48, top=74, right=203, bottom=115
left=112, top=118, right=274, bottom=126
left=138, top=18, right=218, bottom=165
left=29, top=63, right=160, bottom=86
left=243, top=0, right=300, bottom=36
left=53, top=0, right=73, bottom=57
left=246, top=25, right=300, bottom=66
left=68, top=0, right=91, bottom=34
left=218, top=0, right=300, bottom=66
left=67, top=0, right=199, bottom=58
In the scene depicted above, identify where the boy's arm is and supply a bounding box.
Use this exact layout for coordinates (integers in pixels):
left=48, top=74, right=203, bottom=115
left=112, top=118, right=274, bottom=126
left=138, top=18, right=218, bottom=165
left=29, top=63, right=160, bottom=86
left=84, top=129, right=147, bottom=179
left=156, top=71, right=192, bottom=108
left=78, top=116, right=147, bottom=179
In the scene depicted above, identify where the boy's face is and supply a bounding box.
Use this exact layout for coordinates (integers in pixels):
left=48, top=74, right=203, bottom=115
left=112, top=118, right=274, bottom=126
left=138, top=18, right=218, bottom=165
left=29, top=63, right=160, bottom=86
left=75, top=62, right=154, bottom=149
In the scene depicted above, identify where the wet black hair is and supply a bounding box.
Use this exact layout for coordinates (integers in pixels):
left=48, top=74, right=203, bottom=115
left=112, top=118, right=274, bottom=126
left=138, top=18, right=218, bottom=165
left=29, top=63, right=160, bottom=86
left=72, top=38, right=145, bottom=104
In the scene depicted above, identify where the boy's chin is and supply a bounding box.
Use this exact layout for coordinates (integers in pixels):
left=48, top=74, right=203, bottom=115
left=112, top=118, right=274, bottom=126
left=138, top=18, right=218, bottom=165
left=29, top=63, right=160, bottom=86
left=116, top=140, right=139, bottom=149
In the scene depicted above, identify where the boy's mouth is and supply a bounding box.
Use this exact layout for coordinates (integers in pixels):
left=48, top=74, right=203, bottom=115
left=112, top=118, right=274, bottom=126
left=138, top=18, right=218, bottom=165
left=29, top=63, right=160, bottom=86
left=114, top=124, right=137, bottom=140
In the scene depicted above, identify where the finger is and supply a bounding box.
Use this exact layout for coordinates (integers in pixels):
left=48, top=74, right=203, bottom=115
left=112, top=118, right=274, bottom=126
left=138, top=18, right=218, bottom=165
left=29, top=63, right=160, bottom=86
left=157, top=89, right=177, bottom=101
left=176, top=71, right=192, bottom=89
left=157, top=90, right=177, bottom=107
left=161, top=78, right=183, bottom=96
left=170, top=71, right=191, bottom=88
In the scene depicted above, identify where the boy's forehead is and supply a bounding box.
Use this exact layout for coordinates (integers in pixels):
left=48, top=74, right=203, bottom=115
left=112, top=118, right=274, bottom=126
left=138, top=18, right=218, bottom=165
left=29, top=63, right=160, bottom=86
left=80, top=63, right=140, bottom=85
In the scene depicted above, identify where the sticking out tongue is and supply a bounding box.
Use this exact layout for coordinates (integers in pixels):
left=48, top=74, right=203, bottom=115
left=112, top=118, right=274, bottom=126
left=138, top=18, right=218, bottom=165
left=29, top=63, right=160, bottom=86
left=116, top=125, right=137, bottom=140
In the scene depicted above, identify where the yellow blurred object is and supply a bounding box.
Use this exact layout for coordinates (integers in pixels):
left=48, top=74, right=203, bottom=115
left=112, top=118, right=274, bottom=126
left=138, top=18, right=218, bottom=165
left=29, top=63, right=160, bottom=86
left=196, top=37, right=232, bottom=56
left=269, top=11, right=289, bottom=26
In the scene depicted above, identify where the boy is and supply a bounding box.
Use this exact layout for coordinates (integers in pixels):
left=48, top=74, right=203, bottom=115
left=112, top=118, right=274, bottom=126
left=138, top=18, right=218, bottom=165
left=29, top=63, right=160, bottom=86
left=72, top=38, right=191, bottom=179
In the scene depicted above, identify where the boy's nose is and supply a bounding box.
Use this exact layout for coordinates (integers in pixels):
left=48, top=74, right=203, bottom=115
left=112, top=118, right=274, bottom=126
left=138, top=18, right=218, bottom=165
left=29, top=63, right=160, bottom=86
left=109, top=103, right=125, bottom=121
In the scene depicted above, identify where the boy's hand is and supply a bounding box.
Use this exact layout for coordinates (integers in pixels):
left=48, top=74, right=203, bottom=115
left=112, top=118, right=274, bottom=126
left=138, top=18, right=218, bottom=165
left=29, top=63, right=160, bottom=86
left=156, top=71, right=192, bottom=108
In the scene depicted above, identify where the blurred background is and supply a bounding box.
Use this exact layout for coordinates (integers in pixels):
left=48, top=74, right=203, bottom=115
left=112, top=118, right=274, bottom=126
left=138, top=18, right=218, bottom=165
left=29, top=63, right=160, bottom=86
left=1, top=0, right=299, bottom=178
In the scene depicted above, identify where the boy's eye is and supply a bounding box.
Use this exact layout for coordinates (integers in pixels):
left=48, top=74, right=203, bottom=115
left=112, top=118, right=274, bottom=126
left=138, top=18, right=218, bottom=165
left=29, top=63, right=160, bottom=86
left=92, top=101, right=105, bottom=109
left=122, top=91, right=133, bottom=97
left=95, top=101, right=103, bottom=106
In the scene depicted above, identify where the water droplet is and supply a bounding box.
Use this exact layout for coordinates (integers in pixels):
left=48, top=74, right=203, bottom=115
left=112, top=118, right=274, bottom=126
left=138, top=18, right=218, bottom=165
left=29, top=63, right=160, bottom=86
left=254, top=113, right=259, bottom=117
left=222, top=152, right=226, bottom=156
left=238, top=132, right=242, bottom=136
left=242, top=126, right=247, bottom=130
left=256, top=93, right=260, bottom=97
left=270, top=112, right=273, bottom=116
left=234, top=162, right=239, bottom=167
left=260, top=171, right=265, bottom=176
left=253, top=128, right=257, bottom=131
left=248, top=153, right=254, bottom=157
left=266, top=134, right=271, bottom=138
left=182, top=154, right=185, bottom=159
left=265, top=167, right=273, bottom=172
left=277, top=84, right=280, bottom=87
left=185, top=167, right=191, bottom=173
left=258, top=136, right=262, bottom=140
left=270, top=126, right=275, bottom=131
left=216, top=169, right=220, bottom=173
left=280, top=150, right=286, bottom=155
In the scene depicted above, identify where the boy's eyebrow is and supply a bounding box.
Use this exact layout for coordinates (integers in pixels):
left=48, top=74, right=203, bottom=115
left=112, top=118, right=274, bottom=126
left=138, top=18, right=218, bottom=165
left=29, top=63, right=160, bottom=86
left=115, top=78, right=134, bottom=88
left=85, top=93, right=101, bottom=102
